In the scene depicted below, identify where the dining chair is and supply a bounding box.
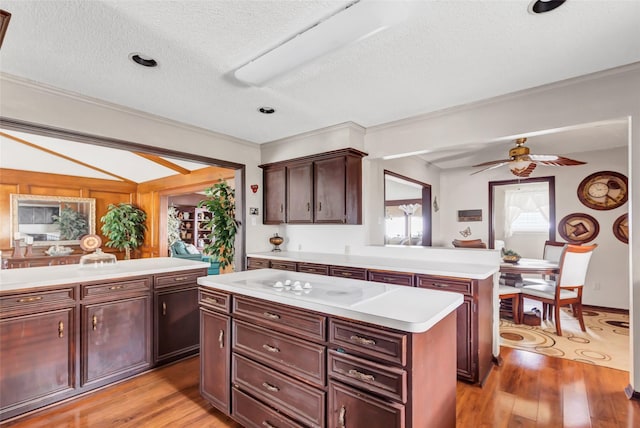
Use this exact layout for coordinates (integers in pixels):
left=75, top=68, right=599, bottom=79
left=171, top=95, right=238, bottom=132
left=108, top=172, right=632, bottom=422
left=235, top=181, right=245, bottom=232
left=452, top=239, right=487, bottom=249
left=498, top=285, right=522, bottom=324
left=520, top=243, right=597, bottom=336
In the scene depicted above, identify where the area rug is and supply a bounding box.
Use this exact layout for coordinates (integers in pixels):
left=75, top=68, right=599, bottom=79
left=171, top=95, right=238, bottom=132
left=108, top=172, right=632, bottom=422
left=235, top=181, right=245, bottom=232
left=499, top=307, right=629, bottom=371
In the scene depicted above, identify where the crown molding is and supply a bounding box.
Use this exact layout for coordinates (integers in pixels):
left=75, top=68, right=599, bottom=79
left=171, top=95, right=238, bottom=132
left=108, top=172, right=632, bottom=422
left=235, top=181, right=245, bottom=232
left=261, top=121, right=365, bottom=149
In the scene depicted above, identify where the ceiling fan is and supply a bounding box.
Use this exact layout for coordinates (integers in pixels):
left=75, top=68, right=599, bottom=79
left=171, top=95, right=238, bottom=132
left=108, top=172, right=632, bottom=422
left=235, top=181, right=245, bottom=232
left=471, top=138, right=586, bottom=177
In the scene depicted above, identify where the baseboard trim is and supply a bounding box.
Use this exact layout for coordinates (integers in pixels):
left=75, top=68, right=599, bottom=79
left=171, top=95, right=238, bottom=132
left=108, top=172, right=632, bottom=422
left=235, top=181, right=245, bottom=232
left=624, top=384, right=640, bottom=400
left=583, top=304, right=629, bottom=315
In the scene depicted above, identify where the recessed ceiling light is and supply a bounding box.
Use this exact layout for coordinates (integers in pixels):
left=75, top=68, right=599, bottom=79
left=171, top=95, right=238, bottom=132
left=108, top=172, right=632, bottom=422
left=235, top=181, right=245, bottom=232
left=529, top=0, right=566, bottom=14
left=258, top=107, right=276, bottom=114
left=129, top=52, right=158, bottom=67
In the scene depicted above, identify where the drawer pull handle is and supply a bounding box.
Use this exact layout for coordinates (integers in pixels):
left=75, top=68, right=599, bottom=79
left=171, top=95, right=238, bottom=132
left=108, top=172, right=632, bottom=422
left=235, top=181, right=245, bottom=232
left=350, top=335, right=376, bottom=346
left=174, top=276, right=189, bottom=281
left=338, top=405, right=346, bottom=428
left=261, top=382, right=280, bottom=392
left=318, top=202, right=322, bottom=211
left=280, top=204, right=283, bottom=213
left=307, top=202, right=310, bottom=212
left=17, top=296, right=43, bottom=303
left=342, top=272, right=352, bottom=277
left=347, top=369, right=375, bottom=383
left=262, top=344, right=280, bottom=353
left=109, top=285, right=124, bottom=290
left=262, top=312, right=281, bottom=320
left=58, top=321, right=64, bottom=338
left=218, top=330, right=224, bottom=349
left=432, top=283, right=450, bottom=288
left=92, top=315, right=98, bottom=331
left=202, top=297, right=218, bottom=304
left=262, top=422, right=277, bottom=428
left=162, top=302, right=167, bottom=316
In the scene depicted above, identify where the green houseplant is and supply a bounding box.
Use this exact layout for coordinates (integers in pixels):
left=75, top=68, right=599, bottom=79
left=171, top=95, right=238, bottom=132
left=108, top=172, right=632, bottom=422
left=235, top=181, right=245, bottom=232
left=198, top=180, right=239, bottom=270
left=100, top=203, right=147, bottom=260
left=167, top=205, right=181, bottom=247
left=52, top=204, right=89, bottom=240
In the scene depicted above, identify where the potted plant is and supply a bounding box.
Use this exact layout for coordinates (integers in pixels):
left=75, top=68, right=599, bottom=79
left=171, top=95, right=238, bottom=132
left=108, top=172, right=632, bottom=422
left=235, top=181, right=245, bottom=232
left=52, top=204, right=89, bottom=240
left=100, top=203, right=147, bottom=260
left=167, top=205, right=181, bottom=247
left=198, top=180, right=239, bottom=270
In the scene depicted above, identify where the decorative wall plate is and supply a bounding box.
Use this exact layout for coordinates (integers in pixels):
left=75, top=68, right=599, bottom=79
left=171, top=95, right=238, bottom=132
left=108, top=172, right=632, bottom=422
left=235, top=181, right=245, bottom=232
left=558, top=213, right=599, bottom=244
left=613, top=213, right=629, bottom=244
left=80, top=234, right=102, bottom=251
left=577, top=171, right=628, bottom=210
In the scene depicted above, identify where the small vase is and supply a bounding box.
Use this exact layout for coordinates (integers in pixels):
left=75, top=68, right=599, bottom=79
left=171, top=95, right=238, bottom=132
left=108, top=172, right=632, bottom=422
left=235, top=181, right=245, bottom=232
left=269, top=233, right=284, bottom=252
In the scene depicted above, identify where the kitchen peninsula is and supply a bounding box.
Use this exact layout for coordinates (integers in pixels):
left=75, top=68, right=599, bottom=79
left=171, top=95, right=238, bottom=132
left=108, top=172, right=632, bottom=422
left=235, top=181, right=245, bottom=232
left=247, top=246, right=500, bottom=385
left=0, top=257, right=210, bottom=422
left=198, top=268, right=464, bottom=428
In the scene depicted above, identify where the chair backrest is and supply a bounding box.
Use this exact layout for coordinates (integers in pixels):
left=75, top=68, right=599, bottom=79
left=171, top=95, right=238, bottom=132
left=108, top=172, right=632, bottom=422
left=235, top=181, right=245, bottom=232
left=543, top=240, right=566, bottom=263
left=452, top=239, right=487, bottom=249
left=557, top=244, right=597, bottom=288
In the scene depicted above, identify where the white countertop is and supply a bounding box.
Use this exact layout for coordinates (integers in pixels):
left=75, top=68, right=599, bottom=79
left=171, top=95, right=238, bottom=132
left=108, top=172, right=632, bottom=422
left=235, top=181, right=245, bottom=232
left=247, top=250, right=498, bottom=279
left=198, top=269, right=463, bottom=333
left=0, top=257, right=211, bottom=292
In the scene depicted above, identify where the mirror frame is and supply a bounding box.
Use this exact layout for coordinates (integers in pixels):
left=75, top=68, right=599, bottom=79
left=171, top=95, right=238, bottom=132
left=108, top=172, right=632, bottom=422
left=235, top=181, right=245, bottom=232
left=10, top=194, right=96, bottom=247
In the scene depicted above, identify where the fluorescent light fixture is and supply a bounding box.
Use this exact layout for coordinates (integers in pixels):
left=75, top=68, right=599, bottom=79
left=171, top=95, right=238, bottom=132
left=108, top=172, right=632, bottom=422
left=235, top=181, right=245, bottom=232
left=234, top=0, right=409, bottom=86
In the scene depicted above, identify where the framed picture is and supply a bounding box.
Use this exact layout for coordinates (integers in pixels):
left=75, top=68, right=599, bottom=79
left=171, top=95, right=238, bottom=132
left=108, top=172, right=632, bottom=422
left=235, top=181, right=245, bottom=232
left=458, top=209, right=482, bottom=222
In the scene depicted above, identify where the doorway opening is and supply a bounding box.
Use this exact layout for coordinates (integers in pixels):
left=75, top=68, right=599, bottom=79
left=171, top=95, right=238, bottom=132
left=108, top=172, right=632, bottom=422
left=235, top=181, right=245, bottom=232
left=384, top=170, right=432, bottom=246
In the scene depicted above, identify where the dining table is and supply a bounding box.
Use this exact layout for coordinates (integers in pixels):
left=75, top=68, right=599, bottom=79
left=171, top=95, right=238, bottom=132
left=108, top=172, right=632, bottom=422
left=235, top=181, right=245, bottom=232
left=499, top=258, right=560, bottom=324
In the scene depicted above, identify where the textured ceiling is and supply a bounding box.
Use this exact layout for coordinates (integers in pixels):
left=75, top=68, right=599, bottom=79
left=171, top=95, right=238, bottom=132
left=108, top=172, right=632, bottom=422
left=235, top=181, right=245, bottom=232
left=1, top=0, right=639, bottom=146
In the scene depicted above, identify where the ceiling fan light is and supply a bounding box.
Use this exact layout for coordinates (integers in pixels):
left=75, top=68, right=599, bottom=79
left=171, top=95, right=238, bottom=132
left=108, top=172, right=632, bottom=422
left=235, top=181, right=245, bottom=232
left=510, top=160, right=532, bottom=175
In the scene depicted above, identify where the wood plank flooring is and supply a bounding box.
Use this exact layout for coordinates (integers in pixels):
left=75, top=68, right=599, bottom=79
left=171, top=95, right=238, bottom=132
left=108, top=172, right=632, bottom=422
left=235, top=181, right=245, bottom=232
left=4, top=347, right=640, bottom=427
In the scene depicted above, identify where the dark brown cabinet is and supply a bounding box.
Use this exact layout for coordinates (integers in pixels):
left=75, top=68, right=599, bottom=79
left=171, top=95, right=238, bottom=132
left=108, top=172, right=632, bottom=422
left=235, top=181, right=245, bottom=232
left=368, top=269, right=415, bottom=287
left=263, top=166, right=286, bottom=224
left=0, top=304, right=76, bottom=420
left=199, top=291, right=231, bottom=415
left=328, top=381, right=405, bottom=428
left=260, top=148, right=366, bottom=225
left=153, top=269, right=204, bottom=364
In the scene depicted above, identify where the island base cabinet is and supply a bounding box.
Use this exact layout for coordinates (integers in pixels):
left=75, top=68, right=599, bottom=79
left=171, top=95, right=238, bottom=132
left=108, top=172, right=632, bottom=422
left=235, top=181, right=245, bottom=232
left=328, top=382, right=405, bottom=428
left=200, top=307, right=231, bottom=415
left=155, top=287, right=199, bottom=363
left=82, top=295, right=151, bottom=387
left=0, top=308, right=75, bottom=420
left=232, top=388, right=301, bottom=428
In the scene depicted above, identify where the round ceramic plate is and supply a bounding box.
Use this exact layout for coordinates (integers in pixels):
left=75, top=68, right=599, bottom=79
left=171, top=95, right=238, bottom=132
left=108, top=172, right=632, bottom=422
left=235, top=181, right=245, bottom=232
left=80, top=234, right=102, bottom=251
left=613, top=213, right=629, bottom=244
left=558, top=213, right=599, bottom=244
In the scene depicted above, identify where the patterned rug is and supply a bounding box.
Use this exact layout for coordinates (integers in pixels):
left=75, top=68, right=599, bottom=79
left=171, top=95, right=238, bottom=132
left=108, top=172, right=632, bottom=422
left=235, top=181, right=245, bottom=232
left=499, top=307, right=629, bottom=371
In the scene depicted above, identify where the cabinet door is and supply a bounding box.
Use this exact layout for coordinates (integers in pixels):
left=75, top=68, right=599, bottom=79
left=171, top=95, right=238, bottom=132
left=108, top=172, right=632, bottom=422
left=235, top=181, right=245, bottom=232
left=328, top=381, right=405, bottom=428
left=455, top=297, right=475, bottom=382
left=287, top=162, right=313, bottom=223
left=200, top=308, right=231, bottom=415
left=263, top=167, right=286, bottom=224
left=315, top=156, right=346, bottom=223
left=155, top=287, right=199, bottom=364
left=0, top=308, right=75, bottom=415
left=83, top=295, right=151, bottom=386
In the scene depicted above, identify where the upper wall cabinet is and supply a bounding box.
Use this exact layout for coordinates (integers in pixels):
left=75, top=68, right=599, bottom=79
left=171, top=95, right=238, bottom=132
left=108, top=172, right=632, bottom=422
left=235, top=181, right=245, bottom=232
left=260, top=149, right=367, bottom=225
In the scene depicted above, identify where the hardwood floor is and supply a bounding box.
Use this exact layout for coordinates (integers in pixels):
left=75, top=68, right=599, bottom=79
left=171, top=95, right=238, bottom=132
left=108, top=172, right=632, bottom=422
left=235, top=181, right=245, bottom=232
left=4, top=347, right=640, bottom=427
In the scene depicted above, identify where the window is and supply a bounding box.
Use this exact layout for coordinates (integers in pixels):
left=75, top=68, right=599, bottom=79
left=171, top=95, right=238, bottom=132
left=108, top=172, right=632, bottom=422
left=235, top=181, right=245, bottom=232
left=504, top=188, right=550, bottom=237
left=510, top=211, right=549, bottom=233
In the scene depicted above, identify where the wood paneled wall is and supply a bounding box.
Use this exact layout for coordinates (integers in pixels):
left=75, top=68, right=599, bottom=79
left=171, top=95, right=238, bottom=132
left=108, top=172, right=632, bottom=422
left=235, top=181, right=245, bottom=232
left=1, top=166, right=234, bottom=258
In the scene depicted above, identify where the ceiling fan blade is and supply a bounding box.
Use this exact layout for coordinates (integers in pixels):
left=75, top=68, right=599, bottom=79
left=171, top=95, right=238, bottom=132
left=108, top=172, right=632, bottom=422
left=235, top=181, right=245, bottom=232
left=470, top=162, right=508, bottom=175
left=531, top=155, right=586, bottom=166
left=511, top=162, right=537, bottom=177
left=471, top=159, right=511, bottom=168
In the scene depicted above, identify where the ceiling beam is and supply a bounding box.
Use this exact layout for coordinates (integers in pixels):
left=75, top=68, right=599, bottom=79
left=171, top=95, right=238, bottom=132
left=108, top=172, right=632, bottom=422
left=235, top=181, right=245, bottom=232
left=0, top=131, right=135, bottom=183
left=134, top=152, right=191, bottom=175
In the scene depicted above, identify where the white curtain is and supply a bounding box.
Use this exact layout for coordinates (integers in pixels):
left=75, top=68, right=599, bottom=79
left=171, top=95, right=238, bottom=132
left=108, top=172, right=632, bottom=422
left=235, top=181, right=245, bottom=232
left=504, top=189, right=549, bottom=238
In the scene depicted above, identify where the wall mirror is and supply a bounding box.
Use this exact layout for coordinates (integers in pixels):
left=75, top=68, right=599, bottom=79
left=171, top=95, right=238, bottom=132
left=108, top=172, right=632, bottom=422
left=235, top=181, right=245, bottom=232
left=10, top=194, right=96, bottom=247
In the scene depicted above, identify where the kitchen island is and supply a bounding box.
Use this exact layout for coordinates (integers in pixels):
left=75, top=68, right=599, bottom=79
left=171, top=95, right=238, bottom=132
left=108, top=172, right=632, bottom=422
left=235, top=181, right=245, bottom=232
left=198, top=269, right=463, bottom=428
left=0, top=257, right=209, bottom=422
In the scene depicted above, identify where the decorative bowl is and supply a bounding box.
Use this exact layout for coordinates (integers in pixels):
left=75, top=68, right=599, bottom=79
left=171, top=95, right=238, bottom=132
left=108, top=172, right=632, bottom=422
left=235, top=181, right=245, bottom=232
left=269, top=233, right=284, bottom=252
left=502, top=255, right=521, bottom=264
left=45, top=246, right=74, bottom=256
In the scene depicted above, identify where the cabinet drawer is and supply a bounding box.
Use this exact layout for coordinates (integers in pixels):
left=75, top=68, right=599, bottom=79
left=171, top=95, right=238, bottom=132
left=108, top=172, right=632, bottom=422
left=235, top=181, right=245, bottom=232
left=270, top=260, right=297, bottom=271
left=82, top=277, right=150, bottom=300
left=233, top=296, right=326, bottom=341
left=0, top=288, right=75, bottom=316
left=199, top=289, right=231, bottom=314
left=328, top=382, right=405, bottom=428
left=329, top=266, right=367, bottom=281
left=329, top=319, right=407, bottom=366
left=328, top=350, right=407, bottom=403
left=247, top=257, right=270, bottom=270
left=232, top=388, right=301, bottom=428
left=233, top=320, right=326, bottom=387
left=297, top=263, right=329, bottom=276
left=154, top=269, right=206, bottom=289
left=367, top=270, right=414, bottom=287
left=416, top=274, right=473, bottom=296
left=233, top=353, right=325, bottom=428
